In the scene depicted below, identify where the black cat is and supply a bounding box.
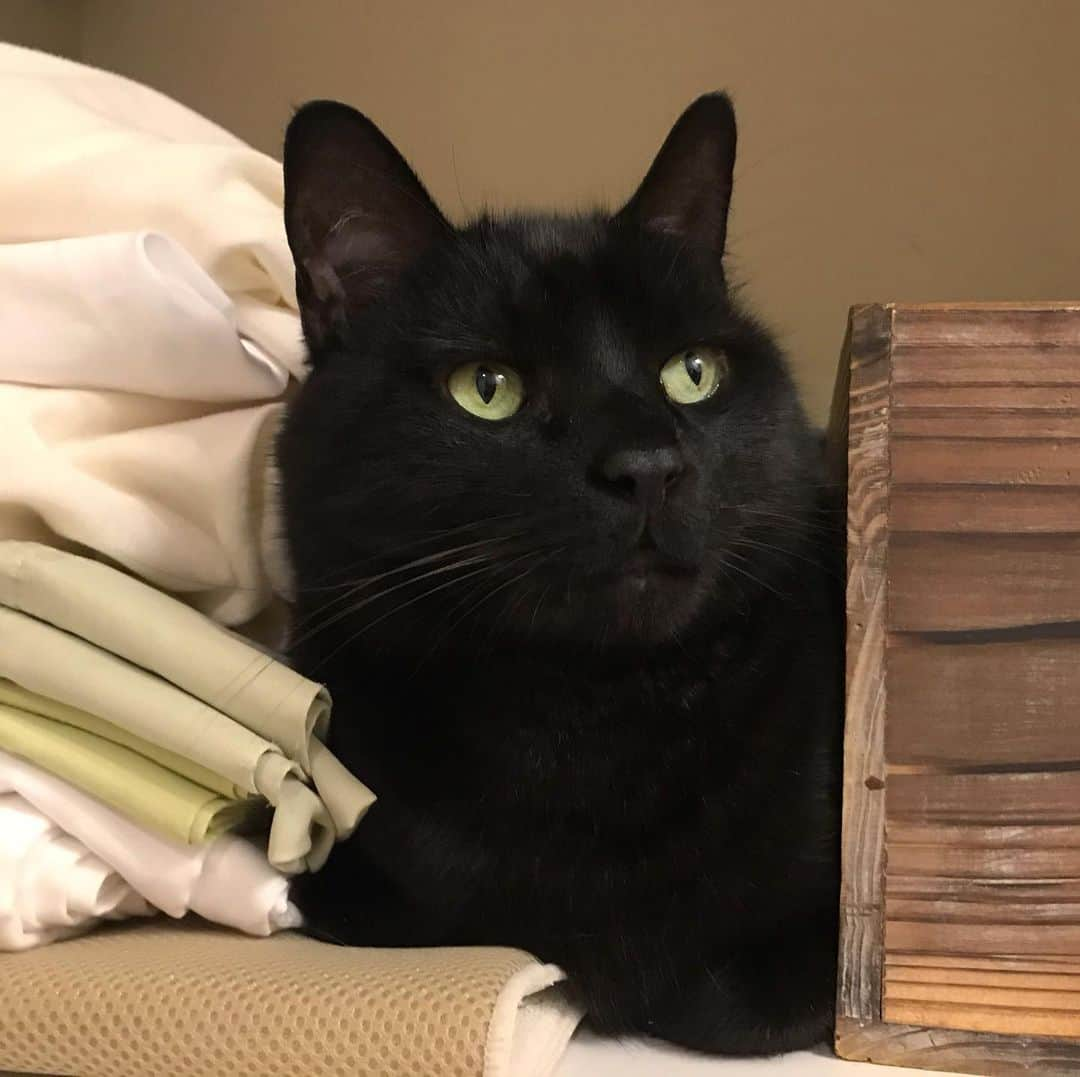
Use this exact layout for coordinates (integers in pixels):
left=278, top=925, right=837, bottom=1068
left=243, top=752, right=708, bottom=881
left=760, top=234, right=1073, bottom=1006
left=278, top=93, right=843, bottom=1056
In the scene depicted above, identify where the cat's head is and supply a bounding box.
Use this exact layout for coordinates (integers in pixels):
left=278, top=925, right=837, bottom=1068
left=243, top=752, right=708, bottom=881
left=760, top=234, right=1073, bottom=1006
left=278, top=94, right=819, bottom=662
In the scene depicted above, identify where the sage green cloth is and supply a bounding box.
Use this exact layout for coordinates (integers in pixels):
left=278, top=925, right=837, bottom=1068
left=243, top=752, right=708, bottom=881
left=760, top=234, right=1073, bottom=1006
left=0, top=702, right=257, bottom=843
left=0, top=679, right=241, bottom=798
left=0, top=540, right=375, bottom=872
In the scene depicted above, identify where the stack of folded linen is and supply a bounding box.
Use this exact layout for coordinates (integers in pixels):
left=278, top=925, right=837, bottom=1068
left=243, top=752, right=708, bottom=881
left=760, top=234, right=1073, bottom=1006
left=0, top=540, right=375, bottom=950
left=0, top=41, right=384, bottom=951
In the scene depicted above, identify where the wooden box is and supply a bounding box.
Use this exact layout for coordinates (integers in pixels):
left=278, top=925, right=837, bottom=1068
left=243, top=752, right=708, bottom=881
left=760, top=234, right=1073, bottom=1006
left=831, top=303, right=1080, bottom=1074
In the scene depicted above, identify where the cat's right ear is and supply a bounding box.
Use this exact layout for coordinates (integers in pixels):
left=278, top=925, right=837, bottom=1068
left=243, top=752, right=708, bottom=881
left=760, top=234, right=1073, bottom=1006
left=283, top=101, right=449, bottom=355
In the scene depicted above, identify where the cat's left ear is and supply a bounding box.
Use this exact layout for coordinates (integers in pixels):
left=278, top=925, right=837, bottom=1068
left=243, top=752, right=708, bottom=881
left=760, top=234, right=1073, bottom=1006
left=283, top=100, right=449, bottom=354
left=616, top=92, right=737, bottom=258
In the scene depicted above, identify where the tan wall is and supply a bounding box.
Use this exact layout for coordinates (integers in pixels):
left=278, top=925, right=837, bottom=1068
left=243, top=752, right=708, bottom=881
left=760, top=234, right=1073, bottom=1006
left=1, top=0, right=82, bottom=57
left=61, top=2, right=1080, bottom=418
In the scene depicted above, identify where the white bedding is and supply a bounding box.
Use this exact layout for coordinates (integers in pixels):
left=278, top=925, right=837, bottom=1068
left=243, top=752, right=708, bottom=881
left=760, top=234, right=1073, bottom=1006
left=0, top=43, right=301, bottom=631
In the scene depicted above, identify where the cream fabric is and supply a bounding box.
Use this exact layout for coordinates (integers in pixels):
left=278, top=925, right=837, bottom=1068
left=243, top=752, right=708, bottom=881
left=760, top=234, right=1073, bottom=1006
left=0, top=42, right=302, bottom=627
left=0, top=231, right=290, bottom=401
left=0, top=791, right=152, bottom=951
left=0, top=541, right=375, bottom=872
left=0, top=751, right=300, bottom=939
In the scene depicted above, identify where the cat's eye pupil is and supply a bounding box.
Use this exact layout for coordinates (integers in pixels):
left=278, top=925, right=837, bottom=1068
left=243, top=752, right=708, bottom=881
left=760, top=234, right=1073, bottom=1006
left=684, top=352, right=703, bottom=386
left=475, top=366, right=500, bottom=405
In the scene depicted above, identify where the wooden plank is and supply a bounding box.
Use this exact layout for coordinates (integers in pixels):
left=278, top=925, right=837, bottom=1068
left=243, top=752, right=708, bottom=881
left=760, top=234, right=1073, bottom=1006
left=892, top=348, right=1080, bottom=389
left=886, top=921, right=1080, bottom=957
left=886, top=966, right=1080, bottom=990
left=893, top=306, right=1080, bottom=347
left=892, top=409, right=1080, bottom=439
left=835, top=303, right=892, bottom=1027
left=888, top=954, right=1080, bottom=975
left=888, top=823, right=1080, bottom=850
left=887, top=898, right=1080, bottom=924
left=888, top=769, right=1080, bottom=824
left=893, top=302, right=1080, bottom=313
left=837, top=1015, right=1080, bottom=1076
left=890, top=484, right=1080, bottom=534
left=894, top=383, right=1080, bottom=407
left=883, top=1001, right=1080, bottom=1040
left=886, top=876, right=1080, bottom=905
left=886, top=845, right=1080, bottom=882
left=890, top=436, right=1080, bottom=486
left=888, top=532, right=1080, bottom=631
left=886, top=982, right=1080, bottom=1014
left=886, top=636, right=1080, bottom=764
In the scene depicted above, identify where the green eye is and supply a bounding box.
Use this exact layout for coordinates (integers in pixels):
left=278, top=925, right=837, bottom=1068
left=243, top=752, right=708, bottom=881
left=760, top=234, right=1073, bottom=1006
left=660, top=345, right=729, bottom=405
left=447, top=361, right=524, bottom=421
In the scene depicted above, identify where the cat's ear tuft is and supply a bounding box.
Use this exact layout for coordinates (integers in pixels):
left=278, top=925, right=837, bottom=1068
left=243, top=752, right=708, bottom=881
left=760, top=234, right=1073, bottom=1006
left=283, top=100, right=448, bottom=354
left=617, top=92, right=737, bottom=259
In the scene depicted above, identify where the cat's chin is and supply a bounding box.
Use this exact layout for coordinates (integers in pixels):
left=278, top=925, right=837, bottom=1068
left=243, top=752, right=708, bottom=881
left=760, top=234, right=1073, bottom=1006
left=531, top=562, right=710, bottom=649
left=600, top=568, right=703, bottom=643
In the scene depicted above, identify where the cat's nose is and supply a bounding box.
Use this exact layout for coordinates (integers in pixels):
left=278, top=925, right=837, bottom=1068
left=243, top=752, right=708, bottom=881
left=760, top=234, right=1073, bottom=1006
left=597, top=446, right=685, bottom=508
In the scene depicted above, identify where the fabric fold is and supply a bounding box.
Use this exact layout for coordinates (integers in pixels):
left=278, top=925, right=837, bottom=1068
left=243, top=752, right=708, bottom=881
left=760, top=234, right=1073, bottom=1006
left=0, top=541, right=375, bottom=872
left=0, top=42, right=305, bottom=627
left=0, top=790, right=153, bottom=951
left=0, top=751, right=300, bottom=939
left=0, top=679, right=242, bottom=798
left=0, top=702, right=257, bottom=845
left=0, top=231, right=290, bottom=402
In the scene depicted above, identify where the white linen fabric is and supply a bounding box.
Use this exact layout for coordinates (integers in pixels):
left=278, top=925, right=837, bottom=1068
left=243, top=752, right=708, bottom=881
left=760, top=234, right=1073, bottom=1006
left=0, top=790, right=152, bottom=951
left=0, top=750, right=302, bottom=941
left=0, top=43, right=303, bottom=627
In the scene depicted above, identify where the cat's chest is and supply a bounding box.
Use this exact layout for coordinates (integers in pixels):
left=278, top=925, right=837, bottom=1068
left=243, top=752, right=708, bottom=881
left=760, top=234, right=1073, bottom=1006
left=421, top=672, right=757, bottom=865
left=340, top=645, right=760, bottom=820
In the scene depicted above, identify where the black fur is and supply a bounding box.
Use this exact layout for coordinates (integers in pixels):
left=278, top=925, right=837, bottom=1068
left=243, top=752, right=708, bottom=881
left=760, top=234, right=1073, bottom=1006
left=278, top=93, right=843, bottom=1056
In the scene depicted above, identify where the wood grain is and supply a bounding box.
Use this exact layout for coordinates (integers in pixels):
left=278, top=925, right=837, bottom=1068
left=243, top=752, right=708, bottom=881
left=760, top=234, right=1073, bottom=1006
left=890, top=437, right=1080, bottom=486
left=834, top=302, right=1080, bottom=1073
left=888, top=769, right=1080, bottom=824
left=837, top=1015, right=1080, bottom=1075
left=887, top=635, right=1080, bottom=765
left=892, top=305, right=1080, bottom=347
left=884, top=304, right=1080, bottom=1047
left=833, top=304, right=892, bottom=1026
left=889, top=532, right=1080, bottom=631
left=890, top=484, right=1080, bottom=534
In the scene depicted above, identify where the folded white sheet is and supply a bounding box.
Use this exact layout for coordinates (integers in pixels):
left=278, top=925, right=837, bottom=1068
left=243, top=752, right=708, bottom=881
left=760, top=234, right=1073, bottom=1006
left=0, top=44, right=303, bottom=375
left=0, top=791, right=152, bottom=951
left=0, top=43, right=302, bottom=629
left=0, top=232, right=290, bottom=402
left=0, top=750, right=301, bottom=941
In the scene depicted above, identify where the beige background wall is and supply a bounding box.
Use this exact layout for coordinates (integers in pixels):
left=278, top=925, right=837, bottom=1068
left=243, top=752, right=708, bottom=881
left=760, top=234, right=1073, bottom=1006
left=8, top=0, right=1080, bottom=420
left=0, top=0, right=81, bottom=56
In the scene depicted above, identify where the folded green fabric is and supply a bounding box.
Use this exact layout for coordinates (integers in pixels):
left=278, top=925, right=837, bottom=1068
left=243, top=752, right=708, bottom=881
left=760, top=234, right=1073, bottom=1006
left=0, top=679, right=241, bottom=799
left=0, top=541, right=376, bottom=872
left=0, top=604, right=279, bottom=800
left=0, top=702, right=258, bottom=843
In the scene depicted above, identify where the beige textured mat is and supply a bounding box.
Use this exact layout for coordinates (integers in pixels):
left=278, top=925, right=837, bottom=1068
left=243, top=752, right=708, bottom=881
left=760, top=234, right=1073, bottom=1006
left=0, top=923, right=583, bottom=1077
